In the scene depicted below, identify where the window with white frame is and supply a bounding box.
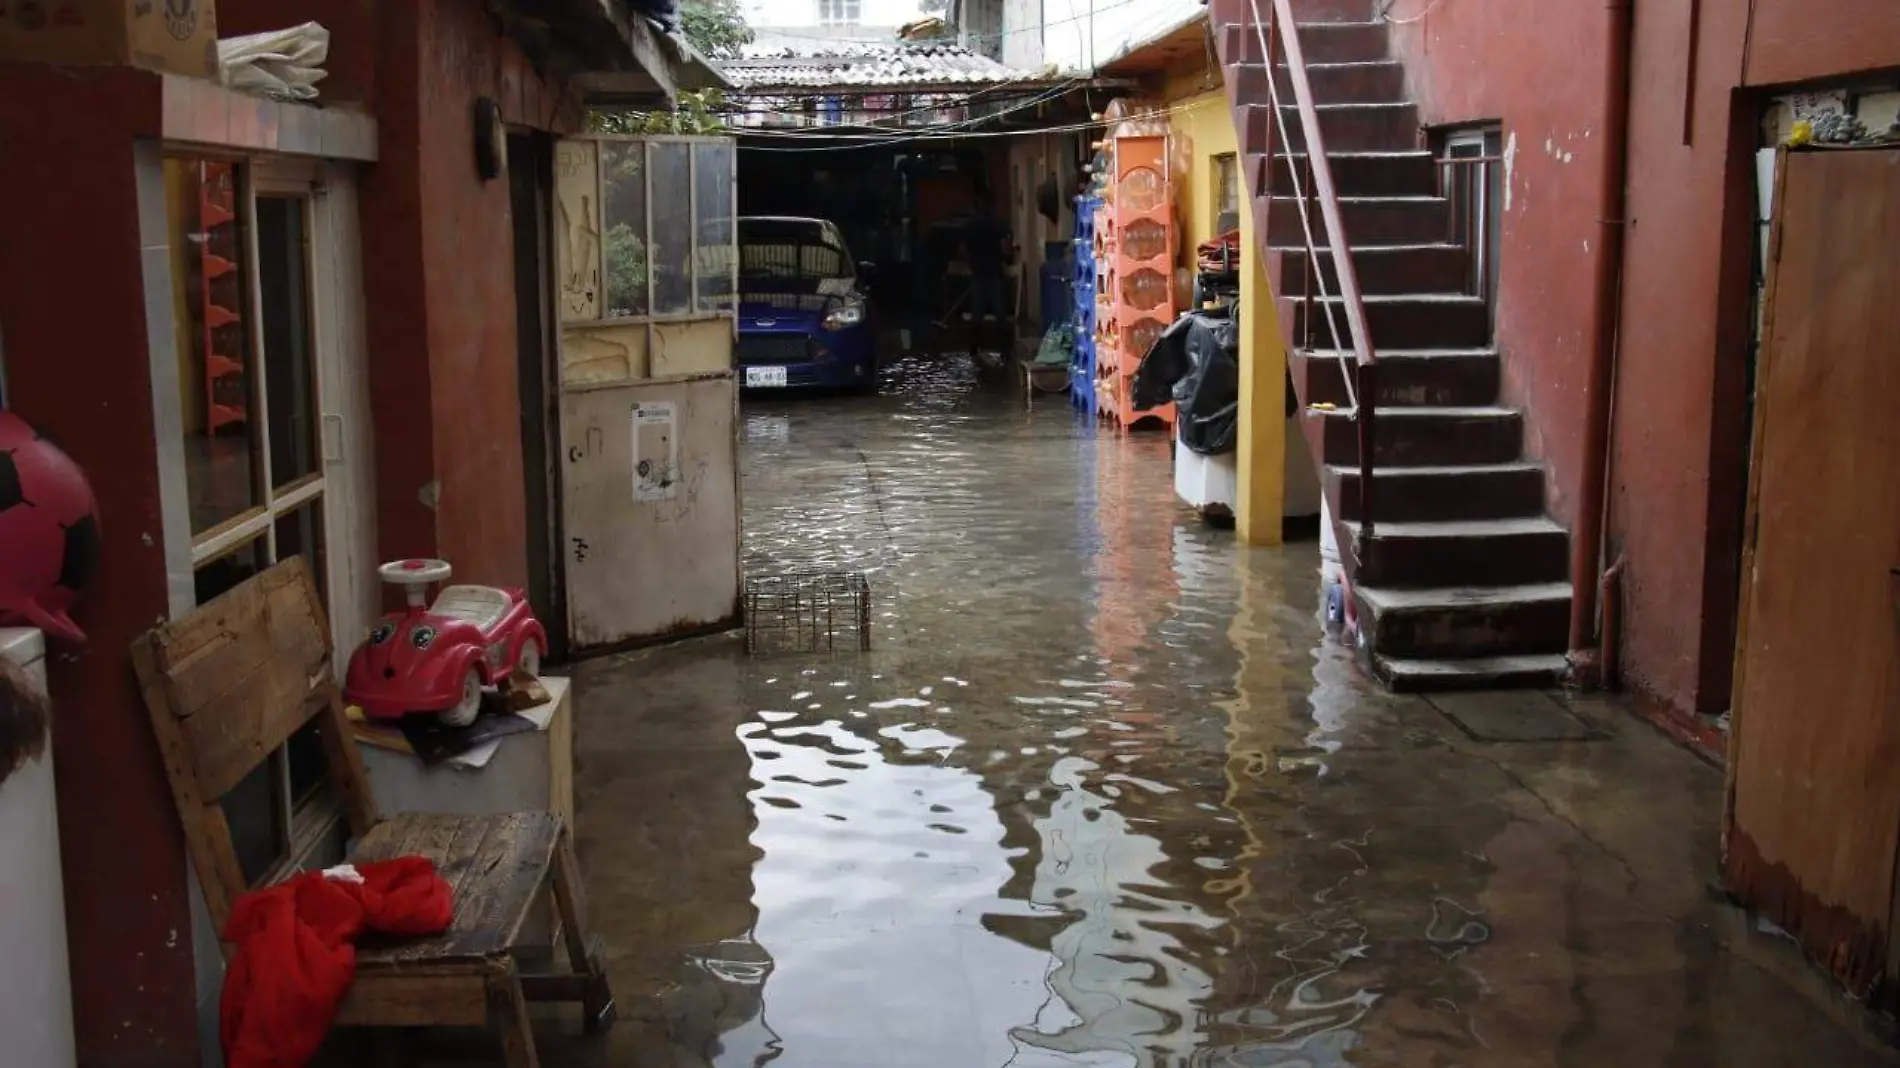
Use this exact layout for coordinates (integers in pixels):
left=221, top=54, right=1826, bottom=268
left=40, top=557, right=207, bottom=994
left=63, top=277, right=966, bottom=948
left=818, top=0, right=862, bottom=25
left=1439, top=126, right=1503, bottom=313
left=163, top=156, right=343, bottom=885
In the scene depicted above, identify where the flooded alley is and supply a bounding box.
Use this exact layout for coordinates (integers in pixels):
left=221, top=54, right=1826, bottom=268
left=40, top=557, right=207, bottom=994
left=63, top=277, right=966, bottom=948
left=558, top=357, right=1893, bottom=1068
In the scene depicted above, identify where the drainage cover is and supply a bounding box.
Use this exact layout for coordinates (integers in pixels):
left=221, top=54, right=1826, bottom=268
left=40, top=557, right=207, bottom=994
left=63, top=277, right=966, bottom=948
left=1427, top=691, right=1601, bottom=742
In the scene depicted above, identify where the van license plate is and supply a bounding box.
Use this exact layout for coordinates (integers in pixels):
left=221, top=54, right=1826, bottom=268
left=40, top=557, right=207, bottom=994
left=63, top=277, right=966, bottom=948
left=746, top=366, right=789, bottom=388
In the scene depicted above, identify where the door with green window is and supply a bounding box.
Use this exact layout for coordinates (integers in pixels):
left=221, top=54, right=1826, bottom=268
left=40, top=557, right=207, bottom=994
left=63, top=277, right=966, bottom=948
left=551, top=135, right=741, bottom=650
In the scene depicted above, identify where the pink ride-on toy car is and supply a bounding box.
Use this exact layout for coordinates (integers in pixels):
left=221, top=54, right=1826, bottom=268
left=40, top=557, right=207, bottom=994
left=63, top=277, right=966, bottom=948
left=344, top=559, right=547, bottom=727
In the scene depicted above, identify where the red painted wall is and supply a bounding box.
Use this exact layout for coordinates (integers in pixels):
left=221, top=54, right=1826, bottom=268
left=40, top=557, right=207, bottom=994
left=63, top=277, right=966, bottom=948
left=355, top=0, right=579, bottom=592
left=1385, top=0, right=1900, bottom=720
left=1381, top=0, right=1613, bottom=536
left=0, top=65, right=202, bottom=1066
left=216, top=0, right=378, bottom=105
left=224, top=0, right=578, bottom=589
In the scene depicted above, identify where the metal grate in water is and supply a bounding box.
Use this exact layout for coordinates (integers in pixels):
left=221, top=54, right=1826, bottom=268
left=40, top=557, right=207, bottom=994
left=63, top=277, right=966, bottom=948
left=744, top=571, right=872, bottom=655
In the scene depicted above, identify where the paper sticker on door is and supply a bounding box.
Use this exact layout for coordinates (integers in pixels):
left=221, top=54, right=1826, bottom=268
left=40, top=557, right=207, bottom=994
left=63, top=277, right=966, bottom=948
left=631, top=401, right=678, bottom=502
left=746, top=365, right=788, bottom=388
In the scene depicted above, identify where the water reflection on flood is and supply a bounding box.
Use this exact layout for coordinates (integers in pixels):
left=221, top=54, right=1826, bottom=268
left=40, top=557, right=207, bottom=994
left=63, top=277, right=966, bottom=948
left=570, top=353, right=1895, bottom=1068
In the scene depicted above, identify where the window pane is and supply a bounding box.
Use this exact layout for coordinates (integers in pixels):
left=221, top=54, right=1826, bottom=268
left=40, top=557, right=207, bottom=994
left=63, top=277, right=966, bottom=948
left=600, top=141, right=649, bottom=318
left=194, top=537, right=267, bottom=605
left=167, top=158, right=261, bottom=534
left=256, top=196, right=318, bottom=489
left=694, top=142, right=736, bottom=315
left=650, top=141, right=693, bottom=315
left=220, top=756, right=285, bottom=885
left=274, top=501, right=326, bottom=601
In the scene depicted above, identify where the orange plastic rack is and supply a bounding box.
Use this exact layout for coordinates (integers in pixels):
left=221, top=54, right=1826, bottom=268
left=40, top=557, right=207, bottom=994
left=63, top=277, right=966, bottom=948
left=1093, top=134, right=1176, bottom=431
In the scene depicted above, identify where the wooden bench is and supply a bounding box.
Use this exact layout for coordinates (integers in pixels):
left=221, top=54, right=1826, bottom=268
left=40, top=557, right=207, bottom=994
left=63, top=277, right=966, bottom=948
left=131, top=559, right=612, bottom=1067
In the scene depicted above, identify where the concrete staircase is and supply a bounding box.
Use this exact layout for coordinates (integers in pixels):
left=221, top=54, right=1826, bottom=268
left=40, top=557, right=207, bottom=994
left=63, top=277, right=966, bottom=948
left=1208, top=0, right=1573, bottom=690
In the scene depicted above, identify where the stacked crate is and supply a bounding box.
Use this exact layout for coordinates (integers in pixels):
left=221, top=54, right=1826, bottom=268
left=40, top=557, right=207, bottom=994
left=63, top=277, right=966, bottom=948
left=198, top=161, right=247, bottom=433
left=1069, top=192, right=1102, bottom=413
left=1093, top=134, right=1177, bottom=430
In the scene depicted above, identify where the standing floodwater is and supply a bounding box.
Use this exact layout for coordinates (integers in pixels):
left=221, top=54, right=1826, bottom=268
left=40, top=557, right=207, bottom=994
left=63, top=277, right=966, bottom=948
left=543, top=354, right=1893, bottom=1068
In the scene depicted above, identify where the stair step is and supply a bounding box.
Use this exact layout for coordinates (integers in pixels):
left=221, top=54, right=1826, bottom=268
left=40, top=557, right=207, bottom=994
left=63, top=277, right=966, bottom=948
left=1372, top=653, right=1571, bottom=692
left=1298, top=347, right=1498, bottom=407
left=1230, top=60, right=1406, bottom=106
left=1317, top=404, right=1522, bottom=466
left=1245, top=101, right=1418, bottom=153
left=1222, top=21, right=1390, bottom=64
left=1257, top=150, right=1438, bottom=198
left=1348, top=517, right=1570, bottom=588
left=1209, top=0, right=1374, bottom=26
left=1265, top=194, right=1447, bottom=246
left=1329, top=462, right=1546, bottom=522
left=1286, top=293, right=1492, bottom=349
left=1357, top=582, right=1572, bottom=660
left=1275, top=243, right=1470, bottom=296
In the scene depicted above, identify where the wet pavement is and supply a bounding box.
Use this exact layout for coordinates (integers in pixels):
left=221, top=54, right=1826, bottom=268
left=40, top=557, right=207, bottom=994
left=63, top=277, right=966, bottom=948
left=546, top=355, right=1893, bottom=1067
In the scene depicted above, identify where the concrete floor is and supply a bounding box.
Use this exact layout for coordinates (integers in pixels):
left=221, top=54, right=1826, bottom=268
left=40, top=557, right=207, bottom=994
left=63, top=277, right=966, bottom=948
left=395, top=355, right=1896, bottom=1065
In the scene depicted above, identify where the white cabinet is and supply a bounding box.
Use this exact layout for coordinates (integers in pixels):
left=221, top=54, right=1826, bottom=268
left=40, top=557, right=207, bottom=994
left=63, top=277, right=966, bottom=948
left=0, top=628, right=75, bottom=1068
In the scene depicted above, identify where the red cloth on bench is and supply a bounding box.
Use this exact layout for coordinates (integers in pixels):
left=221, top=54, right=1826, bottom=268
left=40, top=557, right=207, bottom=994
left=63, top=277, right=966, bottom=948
left=221, top=856, right=453, bottom=1068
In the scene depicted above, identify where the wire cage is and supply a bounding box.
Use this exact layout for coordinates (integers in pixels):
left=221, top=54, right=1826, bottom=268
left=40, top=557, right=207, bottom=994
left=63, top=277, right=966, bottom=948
left=744, top=572, right=873, bottom=655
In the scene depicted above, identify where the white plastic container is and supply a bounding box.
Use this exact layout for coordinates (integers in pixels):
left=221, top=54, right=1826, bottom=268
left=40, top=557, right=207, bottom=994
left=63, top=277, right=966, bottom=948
left=0, top=627, right=76, bottom=1068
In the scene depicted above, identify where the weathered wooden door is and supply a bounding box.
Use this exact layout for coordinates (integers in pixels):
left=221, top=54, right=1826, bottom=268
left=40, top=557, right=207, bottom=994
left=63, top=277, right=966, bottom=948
left=550, top=135, right=742, bottom=651
left=1725, top=147, right=1900, bottom=998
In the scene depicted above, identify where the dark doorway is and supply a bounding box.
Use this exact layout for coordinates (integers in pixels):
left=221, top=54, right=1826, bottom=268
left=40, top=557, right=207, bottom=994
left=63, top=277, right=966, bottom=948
left=510, top=131, right=567, bottom=659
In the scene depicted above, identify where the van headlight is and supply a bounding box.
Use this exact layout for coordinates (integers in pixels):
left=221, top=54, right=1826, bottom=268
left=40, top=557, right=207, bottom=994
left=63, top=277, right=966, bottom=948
left=823, top=299, right=865, bottom=331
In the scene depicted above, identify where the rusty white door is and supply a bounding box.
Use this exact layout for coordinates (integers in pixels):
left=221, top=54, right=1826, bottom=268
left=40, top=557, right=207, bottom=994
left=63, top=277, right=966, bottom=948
left=550, top=135, right=741, bottom=650
left=1725, top=147, right=1900, bottom=1000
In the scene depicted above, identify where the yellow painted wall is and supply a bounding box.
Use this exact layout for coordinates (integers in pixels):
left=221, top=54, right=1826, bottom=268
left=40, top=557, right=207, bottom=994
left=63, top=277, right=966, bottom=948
left=1160, top=79, right=1288, bottom=545
left=1160, top=86, right=1235, bottom=268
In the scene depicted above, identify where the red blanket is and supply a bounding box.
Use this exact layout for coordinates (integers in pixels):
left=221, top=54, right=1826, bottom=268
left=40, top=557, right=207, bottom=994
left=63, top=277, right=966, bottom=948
left=221, top=857, right=453, bottom=1068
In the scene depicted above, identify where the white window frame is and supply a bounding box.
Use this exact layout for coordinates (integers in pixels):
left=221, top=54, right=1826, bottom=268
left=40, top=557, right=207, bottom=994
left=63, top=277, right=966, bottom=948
left=155, top=153, right=345, bottom=884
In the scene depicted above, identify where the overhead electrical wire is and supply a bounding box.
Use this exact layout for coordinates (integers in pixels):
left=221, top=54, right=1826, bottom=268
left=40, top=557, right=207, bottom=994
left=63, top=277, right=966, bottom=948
left=723, top=78, right=1084, bottom=137
left=733, top=93, right=1215, bottom=152
left=736, top=0, right=1152, bottom=47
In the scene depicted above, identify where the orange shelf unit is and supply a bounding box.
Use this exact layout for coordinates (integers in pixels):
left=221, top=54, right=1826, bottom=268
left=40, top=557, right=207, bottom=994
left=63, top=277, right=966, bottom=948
left=199, top=161, right=247, bottom=434
left=1095, top=134, right=1177, bottom=431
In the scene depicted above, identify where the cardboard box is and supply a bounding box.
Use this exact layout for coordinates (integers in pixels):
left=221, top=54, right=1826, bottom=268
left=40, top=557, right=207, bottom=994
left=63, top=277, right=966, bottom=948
left=0, top=0, right=218, bottom=79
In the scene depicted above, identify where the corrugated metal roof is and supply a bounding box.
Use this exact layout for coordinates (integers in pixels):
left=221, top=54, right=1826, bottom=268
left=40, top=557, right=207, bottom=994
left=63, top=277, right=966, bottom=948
left=724, top=42, right=1038, bottom=90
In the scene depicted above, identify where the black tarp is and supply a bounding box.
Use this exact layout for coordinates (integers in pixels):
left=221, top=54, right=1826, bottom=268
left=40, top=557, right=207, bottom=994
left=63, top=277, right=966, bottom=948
left=1132, top=307, right=1240, bottom=456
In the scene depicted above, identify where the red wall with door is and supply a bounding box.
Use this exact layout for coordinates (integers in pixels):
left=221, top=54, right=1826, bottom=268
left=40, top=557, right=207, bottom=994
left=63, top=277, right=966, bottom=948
left=249, top=0, right=583, bottom=592
left=1386, top=0, right=1900, bottom=722
left=0, top=65, right=203, bottom=1065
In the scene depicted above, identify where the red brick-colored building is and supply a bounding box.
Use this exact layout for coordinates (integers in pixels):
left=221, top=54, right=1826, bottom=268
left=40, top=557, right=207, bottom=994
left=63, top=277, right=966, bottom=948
left=1380, top=0, right=1900, bottom=736
left=0, top=2, right=715, bottom=1062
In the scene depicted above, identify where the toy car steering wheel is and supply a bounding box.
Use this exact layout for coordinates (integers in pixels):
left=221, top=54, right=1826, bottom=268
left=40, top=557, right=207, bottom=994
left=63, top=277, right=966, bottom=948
left=377, top=559, right=453, bottom=608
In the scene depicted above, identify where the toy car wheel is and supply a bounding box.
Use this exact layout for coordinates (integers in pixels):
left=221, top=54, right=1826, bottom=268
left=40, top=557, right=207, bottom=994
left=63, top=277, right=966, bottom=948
left=516, top=640, right=542, bottom=677
left=440, top=668, right=483, bottom=728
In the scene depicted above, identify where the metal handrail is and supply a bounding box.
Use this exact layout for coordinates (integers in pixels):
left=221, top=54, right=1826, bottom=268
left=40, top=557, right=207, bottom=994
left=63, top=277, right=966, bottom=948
left=1244, top=0, right=1380, bottom=550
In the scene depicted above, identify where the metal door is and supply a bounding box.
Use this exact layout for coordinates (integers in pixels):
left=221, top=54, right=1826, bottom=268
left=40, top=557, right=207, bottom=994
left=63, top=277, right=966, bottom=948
left=550, top=135, right=741, bottom=650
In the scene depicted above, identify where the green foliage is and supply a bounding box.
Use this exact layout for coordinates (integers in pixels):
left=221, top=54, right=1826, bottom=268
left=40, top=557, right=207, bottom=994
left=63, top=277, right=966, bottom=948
left=604, top=222, right=649, bottom=316
left=680, top=0, right=754, bottom=60
left=589, top=90, right=729, bottom=136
